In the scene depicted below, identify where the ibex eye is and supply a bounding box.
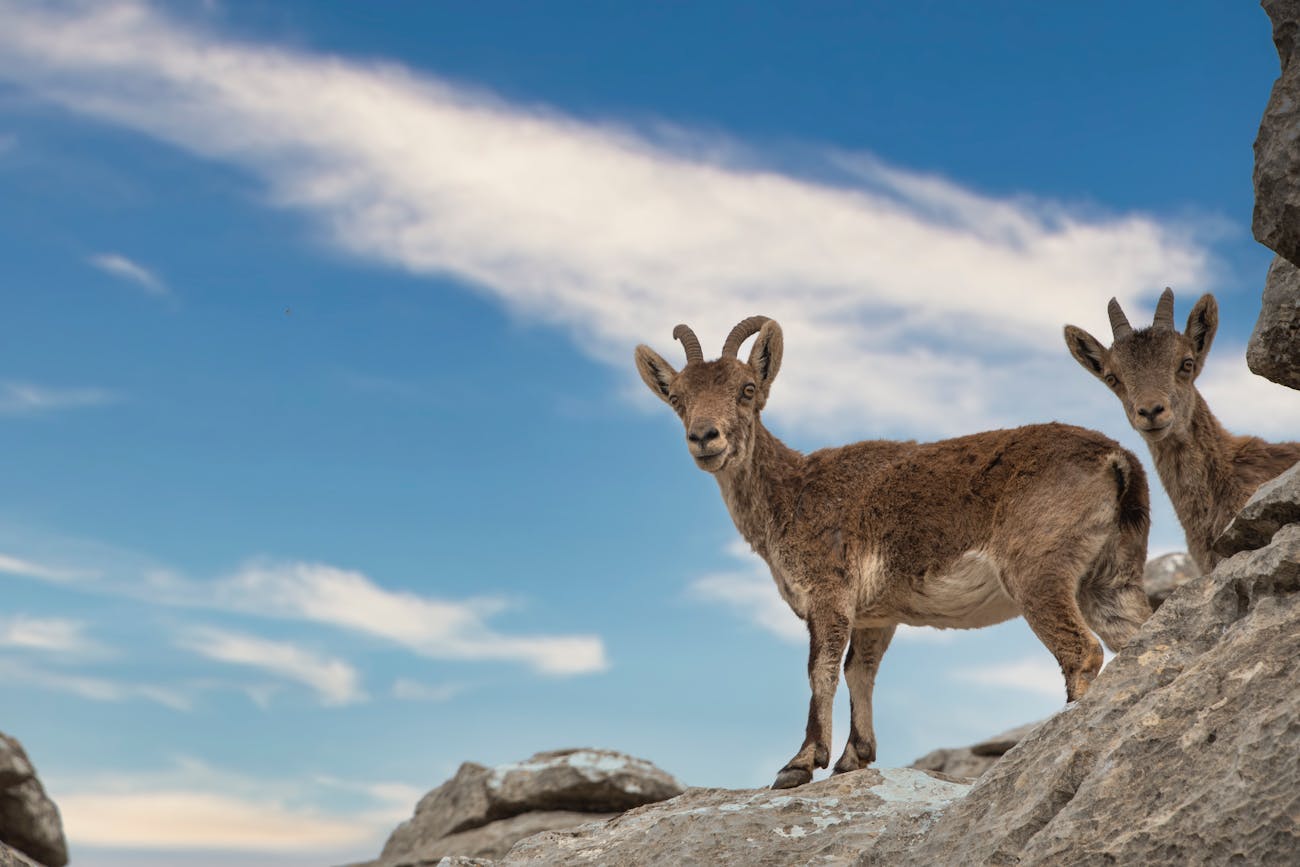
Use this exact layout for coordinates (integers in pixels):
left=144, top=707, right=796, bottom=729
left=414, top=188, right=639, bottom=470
left=741, top=383, right=757, bottom=400
left=1104, top=374, right=1118, bottom=387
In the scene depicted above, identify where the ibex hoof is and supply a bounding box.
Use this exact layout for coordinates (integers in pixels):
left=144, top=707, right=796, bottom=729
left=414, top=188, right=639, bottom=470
left=771, top=767, right=812, bottom=789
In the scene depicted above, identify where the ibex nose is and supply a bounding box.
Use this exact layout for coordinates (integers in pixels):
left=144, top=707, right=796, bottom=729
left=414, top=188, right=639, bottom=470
left=687, top=423, right=720, bottom=445
left=1136, top=403, right=1166, bottom=421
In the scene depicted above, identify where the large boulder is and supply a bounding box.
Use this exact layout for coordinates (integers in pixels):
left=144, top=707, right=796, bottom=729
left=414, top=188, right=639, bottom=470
left=1253, top=0, right=1300, bottom=266
left=1216, top=459, right=1300, bottom=556
left=1247, top=256, right=1300, bottom=389
left=373, top=749, right=682, bottom=866
left=502, top=768, right=970, bottom=866
left=877, top=520, right=1300, bottom=865
left=908, top=721, right=1042, bottom=780
left=0, top=735, right=65, bottom=867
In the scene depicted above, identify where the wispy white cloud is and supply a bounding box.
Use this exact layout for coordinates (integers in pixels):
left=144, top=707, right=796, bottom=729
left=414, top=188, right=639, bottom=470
left=215, top=561, right=608, bottom=676
left=0, top=551, right=96, bottom=582
left=0, top=615, right=104, bottom=654
left=0, top=0, right=1213, bottom=436
left=53, top=758, right=410, bottom=854
left=176, top=626, right=366, bottom=706
left=0, top=381, right=117, bottom=415
left=0, top=657, right=190, bottom=710
left=391, top=678, right=463, bottom=703
left=88, top=251, right=168, bottom=295
left=951, top=657, right=1066, bottom=698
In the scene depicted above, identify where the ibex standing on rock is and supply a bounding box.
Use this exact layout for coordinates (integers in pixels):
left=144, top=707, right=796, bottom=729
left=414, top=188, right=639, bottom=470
left=1064, top=288, right=1300, bottom=573
left=635, top=316, right=1152, bottom=789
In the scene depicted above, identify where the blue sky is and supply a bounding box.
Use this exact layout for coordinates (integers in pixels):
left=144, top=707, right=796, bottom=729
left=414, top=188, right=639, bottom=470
left=0, top=2, right=1288, bottom=865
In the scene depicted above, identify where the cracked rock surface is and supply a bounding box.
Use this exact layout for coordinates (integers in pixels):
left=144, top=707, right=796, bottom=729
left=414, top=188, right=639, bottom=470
left=501, top=768, right=970, bottom=866
left=371, top=749, right=682, bottom=866
left=0, top=735, right=66, bottom=867
left=880, top=523, right=1300, bottom=866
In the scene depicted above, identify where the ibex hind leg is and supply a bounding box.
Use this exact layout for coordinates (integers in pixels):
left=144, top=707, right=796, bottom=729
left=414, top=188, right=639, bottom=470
left=1077, top=528, right=1152, bottom=653
left=832, top=625, right=895, bottom=776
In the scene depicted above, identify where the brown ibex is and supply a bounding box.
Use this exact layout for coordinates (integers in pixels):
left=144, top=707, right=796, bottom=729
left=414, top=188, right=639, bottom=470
left=1064, top=288, right=1300, bottom=573
left=635, top=316, right=1152, bottom=789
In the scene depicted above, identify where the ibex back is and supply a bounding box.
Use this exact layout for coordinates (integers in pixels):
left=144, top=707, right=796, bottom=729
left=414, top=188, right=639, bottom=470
left=636, top=316, right=1152, bottom=789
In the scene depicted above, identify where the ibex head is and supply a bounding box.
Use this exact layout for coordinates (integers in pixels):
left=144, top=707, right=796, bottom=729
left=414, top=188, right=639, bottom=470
left=634, top=316, right=784, bottom=472
left=1064, top=288, right=1218, bottom=442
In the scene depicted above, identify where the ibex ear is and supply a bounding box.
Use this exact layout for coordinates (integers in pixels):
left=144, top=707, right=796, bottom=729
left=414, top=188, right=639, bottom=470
left=748, top=321, right=783, bottom=406
left=1063, top=325, right=1109, bottom=380
left=634, top=345, right=678, bottom=405
left=1185, top=294, right=1218, bottom=367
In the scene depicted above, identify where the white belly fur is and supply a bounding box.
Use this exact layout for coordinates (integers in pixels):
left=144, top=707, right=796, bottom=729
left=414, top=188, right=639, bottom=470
left=859, top=549, right=1020, bottom=630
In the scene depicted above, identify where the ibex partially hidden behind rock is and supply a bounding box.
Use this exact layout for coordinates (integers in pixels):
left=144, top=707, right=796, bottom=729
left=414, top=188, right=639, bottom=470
left=635, top=316, right=1152, bottom=789
left=1064, top=288, right=1300, bottom=573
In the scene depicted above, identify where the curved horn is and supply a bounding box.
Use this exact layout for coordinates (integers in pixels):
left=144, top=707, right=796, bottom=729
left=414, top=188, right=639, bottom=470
left=1152, top=287, right=1175, bottom=329
left=721, top=315, right=772, bottom=358
left=1107, top=298, right=1133, bottom=340
left=672, top=324, right=704, bottom=365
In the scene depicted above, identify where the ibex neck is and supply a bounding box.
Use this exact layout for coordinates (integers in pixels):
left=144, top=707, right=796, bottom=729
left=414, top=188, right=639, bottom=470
left=714, top=419, right=803, bottom=559
left=1147, top=388, right=1239, bottom=570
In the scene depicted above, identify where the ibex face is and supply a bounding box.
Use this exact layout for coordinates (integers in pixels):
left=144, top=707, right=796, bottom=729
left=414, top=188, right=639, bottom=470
left=634, top=316, right=783, bottom=473
left=1064, top=288, right=1218, bottom=442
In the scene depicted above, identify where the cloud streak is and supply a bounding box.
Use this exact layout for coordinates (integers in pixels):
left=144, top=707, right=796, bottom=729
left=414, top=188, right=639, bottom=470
left=0, top=381, right=116, bottom=416
left=0, top=0, right=1214, bottom=436
left=88, top=251, right=168, bottom=295
left=0, top=615, right=104, bottom=654
left=176, top=626, right=366, bottom=706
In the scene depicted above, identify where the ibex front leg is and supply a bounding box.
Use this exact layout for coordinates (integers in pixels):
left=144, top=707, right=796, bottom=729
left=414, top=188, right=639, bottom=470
left=772, top=604, right=851, bottom=789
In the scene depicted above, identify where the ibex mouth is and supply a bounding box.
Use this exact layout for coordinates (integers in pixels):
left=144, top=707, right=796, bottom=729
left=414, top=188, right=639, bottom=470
left=1138, top=423, right=1172, bottom=441
left=693, top=450, right=728, bottom=472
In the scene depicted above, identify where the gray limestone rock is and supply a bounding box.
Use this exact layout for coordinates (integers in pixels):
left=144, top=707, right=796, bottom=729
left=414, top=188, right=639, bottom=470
left=0, top=736, right=65, bottom=867
left=1254, top=0, right=1300, bottom=265
left=0, top=841, right=44, bottom=867
left=501, top=768, right=971, bottom=866
left=1248, top=256, right=1300, bottom=389
left=376, top=749, right=682, bottom=866
left=1142, top=551, right=1200, bottom=608
left=881, top=522, right=1300, bottom=866
left=1215, top=460, right=1300, bottom=556
left=909, top=721, right=1042, bottom=780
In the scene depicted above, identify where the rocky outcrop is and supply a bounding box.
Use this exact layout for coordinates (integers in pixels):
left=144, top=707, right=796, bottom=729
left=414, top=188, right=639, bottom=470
left=1216, top=460, right=1300, bottom=556
left=0, top=841, right=44, bottom=867
left=908, top=721, right=1041, bottom=780
left=0, top=735, right=65, bottom=867
left=1251, top=0, right=1300, bottom=389
left=1254, top=0, right=1300, bottom=266
left=882, top=519, right=1300, bottom=865
left=371, top=749, right=682, bottom=866
left=502, top=768, right=970, bottom=866
left=1248, top=256, right=1300, bottom=388
left=1142, top=550, right=1200, bottom=608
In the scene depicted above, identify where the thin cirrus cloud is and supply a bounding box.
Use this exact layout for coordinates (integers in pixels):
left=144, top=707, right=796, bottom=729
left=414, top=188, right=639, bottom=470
left=0, top=1, right=1215, bottom=436
left=0, top=381, right=116, bottom=416
left=215, top=561, right=609, bottom=676
left=951, top=657, right=1069, bottom=699
left=176, top=625, right=367, bottom=707
left=88, top=251, right=168, bottom=295
left=0, top=534, right=609, bottom=679
left=0, top=614, right=103, bottom=654
left=0, top=657, right=190, bottom=710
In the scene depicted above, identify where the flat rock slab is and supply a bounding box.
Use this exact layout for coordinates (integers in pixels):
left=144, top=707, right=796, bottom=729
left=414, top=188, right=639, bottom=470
left=501, top=768, right=970, bottom=866
left=1215, top=460, right=1300, bottom=556
left=882, top=523, right=1300, bottom=867
left=377, top=749, right=682, bottom=866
